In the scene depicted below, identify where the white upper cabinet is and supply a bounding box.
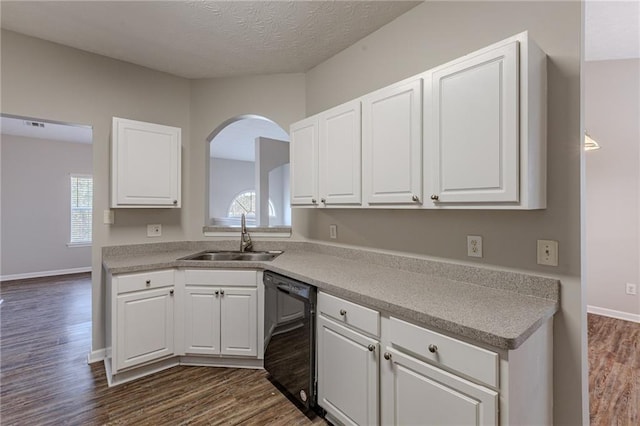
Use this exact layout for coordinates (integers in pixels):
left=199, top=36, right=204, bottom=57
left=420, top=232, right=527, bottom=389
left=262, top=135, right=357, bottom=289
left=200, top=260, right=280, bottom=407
left=290, top=117, right=319, bottom=206
left=318, top=100, right=362, bottom=206
left=111, top=117, right=181, bottom=208
left=290, top=100, right=362, bottom=207
left=425, top=32, right=547, bottom=209
left=362, top=78, right=423, bottom=206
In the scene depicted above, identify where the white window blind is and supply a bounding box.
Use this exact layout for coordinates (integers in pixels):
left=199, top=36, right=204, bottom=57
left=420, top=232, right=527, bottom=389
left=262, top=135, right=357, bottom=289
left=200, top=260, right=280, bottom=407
left=70, top=175, right=93, bottom=244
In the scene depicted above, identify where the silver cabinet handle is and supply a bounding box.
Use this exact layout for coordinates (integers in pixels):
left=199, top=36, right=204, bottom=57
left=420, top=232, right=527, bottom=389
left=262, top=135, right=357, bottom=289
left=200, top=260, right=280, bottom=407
left=339, top=309, right=347, bottom=316
left=412, top=195, right=419, bottom=202
left=430, top=195, right=439, bottom=201
left=145, top=279, right=151, bottom=287
left=368, top=344, right=376, bottom=352
left=220, top=290, right=225, bottom=296
left=311, top=199, right=317, bottom=204
left=321, top=198, right=326, bottom=203
left=215, top=290, right=219, bottom=296
left=428, top=344, right=438, bottom=353
left=173, top=200, right=178, bottom=205
left=383, top=352, right=392, bottom=360
left=169, top=289, right=174, bottom=296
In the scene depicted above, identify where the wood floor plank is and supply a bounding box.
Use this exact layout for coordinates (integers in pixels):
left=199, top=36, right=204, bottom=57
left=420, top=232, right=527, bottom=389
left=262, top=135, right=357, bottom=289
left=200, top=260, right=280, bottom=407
left=0, top=274, right=326, bottom=425
left=588, top=313, right=639, bottom=425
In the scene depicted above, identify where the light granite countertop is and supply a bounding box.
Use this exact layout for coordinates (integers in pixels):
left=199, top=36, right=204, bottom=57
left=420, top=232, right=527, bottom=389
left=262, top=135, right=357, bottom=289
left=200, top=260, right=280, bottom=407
left=102, top=241, right=559, bottom=350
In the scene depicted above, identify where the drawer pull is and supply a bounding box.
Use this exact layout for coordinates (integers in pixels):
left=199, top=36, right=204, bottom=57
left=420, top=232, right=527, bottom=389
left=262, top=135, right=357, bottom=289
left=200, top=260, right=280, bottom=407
left=215, top=290, right=219, bottom=296
left=367, top=344, right=375, bottom=352
left=220, top=290, right=225, bottom=296
left=339, top=309, right=347, bottom=316
left=383, top=352, right=392, bottom=360
left=428, top=344, right=438, bottom=353
left=145, top=280, right=151, bottom=286
left=169, top=289, right=174, bottom=296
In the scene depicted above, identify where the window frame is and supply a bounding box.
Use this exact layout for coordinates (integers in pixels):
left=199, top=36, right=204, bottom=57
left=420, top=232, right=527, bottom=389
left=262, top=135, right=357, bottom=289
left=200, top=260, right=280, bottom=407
left=68, top=174, right=93, bottom=247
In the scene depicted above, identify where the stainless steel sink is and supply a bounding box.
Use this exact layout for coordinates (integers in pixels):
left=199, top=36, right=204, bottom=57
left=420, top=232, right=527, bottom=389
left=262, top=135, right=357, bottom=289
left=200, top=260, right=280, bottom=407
left=179, top=250, right=283, bottom=262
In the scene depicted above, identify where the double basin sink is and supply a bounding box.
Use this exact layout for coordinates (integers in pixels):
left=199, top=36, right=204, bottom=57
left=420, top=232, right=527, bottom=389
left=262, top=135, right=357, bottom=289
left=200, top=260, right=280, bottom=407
left=179, top=250, right=283, bottom=262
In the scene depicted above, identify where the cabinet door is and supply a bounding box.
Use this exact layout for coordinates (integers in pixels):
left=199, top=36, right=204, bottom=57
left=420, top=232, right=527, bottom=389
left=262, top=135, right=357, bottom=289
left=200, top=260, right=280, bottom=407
left=112, top=117, right=181, bottom=207
left=381, top=348, right=497, bottom=426
left=220, top=287, right=258, bottom=357
left=319, top=100, right=362, bottom=206
left=184, top=287, right=221, bottom=355
left=317, top=316, right=379, bottom=426
left=290, top=117, right=319, bottom=206
left=363, top=79, right=422, bottom=206
left=428, top=42, right=519, bottom=204
left=116, top=287, right=174, bottom=371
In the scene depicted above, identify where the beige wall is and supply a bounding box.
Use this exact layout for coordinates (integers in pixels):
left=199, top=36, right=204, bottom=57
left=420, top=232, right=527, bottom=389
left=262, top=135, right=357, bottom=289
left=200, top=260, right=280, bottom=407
left=1, top=29, right=192, bottom=352
left=1, top=134, right=92, bottom=276
left=302, top=2, right=584, bottom=424
left=188, top=74, right=306, bottom=239
left=585, top=59, right=640, bottom=317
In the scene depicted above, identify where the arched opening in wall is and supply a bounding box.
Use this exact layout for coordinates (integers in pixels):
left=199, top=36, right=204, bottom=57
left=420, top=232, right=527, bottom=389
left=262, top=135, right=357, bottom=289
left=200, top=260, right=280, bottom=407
left=207, top=115, right=291, bottom=228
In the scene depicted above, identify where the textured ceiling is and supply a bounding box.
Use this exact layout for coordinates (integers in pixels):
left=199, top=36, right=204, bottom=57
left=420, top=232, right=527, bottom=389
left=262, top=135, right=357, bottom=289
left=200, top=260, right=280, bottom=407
left=585, top=0, right=640, bottom=61
left=0, top=0, right=422, bottom=79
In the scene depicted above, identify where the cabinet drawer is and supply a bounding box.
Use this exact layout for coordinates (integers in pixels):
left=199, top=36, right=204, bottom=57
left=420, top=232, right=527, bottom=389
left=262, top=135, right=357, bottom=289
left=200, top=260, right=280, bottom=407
left=389, top=317, right=498, bottom=387
left=184, top=269, right=257, bottom=287
left=116, top=269, right=174, bottom=294
left=318, top=292, right=380, bottom=338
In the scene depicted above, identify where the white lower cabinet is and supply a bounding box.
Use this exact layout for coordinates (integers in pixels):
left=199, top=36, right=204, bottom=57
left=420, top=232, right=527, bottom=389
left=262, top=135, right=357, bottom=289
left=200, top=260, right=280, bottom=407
left=108, top=269, right=176, bottom=374
left=317, top=315, right=379, bottom=426
left=106, top=268, right=262, bottom=387
left=380, top=348, right=497, bottom=426
left=116, top=286, right=175, bottom=371
left=184, top=270, right=258, bottom=357
left=316, top=292, right=552, bottom=426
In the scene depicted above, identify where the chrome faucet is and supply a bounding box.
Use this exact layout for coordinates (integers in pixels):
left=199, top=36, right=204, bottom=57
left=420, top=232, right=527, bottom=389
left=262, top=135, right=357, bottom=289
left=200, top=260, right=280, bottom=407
left=240, top=213, right=253, bottom=252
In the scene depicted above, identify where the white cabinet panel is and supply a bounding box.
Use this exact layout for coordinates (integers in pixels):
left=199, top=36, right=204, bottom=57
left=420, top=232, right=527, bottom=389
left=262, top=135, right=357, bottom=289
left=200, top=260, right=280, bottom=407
left=111, top=117, right=181, bottom=208
left=429, top=42, right=519, bottom=204
left=317, top=316, right=379, bottom=426
left=290, top=117, right=319, bottom=206
left=184, top=287, right=221, bottom=355
left=115, top=287, right=174, bottom=371
left=382, top=348, right=497, bottom=426
left=319, top=100, right=362, bottom=206
left=363, top=78, right=422, bottom=206
left=425, top=32, right=547, bottom=209
left=220, top=287, right=258, bottom=357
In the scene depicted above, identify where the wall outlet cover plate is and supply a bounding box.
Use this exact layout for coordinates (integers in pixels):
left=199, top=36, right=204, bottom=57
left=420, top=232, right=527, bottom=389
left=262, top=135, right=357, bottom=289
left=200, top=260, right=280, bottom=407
left=537, top=240, right=558, bottom=266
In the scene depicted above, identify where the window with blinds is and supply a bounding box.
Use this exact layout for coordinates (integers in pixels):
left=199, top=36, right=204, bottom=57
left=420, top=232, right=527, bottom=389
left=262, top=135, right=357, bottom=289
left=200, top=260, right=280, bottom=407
left=70, top=175, right=93, bottom=244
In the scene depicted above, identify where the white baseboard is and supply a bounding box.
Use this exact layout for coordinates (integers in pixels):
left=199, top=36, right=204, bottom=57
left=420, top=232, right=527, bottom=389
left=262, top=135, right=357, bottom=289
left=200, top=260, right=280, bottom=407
left=87, top=349, right=106, bottom=364
left=588, top=305, right=640, bottom=323
left=1, top=267, right=91, bottom=282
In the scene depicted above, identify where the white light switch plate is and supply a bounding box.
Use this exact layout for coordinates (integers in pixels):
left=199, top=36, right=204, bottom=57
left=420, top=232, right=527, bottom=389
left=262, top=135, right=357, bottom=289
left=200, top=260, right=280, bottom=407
left=537, top=240, right=558, bottom=266
left=103, top=209, right=114, bottom=225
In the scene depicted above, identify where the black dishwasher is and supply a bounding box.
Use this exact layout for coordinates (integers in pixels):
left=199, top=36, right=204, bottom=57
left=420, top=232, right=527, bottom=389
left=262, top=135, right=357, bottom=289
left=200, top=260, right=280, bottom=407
left=263, top=271, right=317, bottom=413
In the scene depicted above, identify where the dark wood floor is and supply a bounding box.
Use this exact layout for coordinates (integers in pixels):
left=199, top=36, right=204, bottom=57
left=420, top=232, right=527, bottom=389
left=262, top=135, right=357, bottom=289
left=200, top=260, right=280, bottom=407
left=2, top=274, right=639, bottom=425
left=588, top=313, right=639, bottom=425
left=0, top=274, right=326, bottom=425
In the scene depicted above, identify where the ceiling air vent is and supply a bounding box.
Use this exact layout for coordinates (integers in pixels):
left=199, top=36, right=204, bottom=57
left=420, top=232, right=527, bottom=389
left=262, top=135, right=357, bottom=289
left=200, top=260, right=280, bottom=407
left=24, top=120, right=45, bottom=128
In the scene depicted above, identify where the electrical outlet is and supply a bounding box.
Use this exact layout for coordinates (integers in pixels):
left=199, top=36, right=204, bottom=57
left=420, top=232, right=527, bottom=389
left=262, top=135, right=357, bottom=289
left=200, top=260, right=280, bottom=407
left=329, top=224, right=337, bottom=239
left=537, top=240, right=558, bottom=266
left=467, top=235, right=482, bottom=258
left=626, top=283, right=637, bottom=295
left=147, top=224, right=162, bottom=237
